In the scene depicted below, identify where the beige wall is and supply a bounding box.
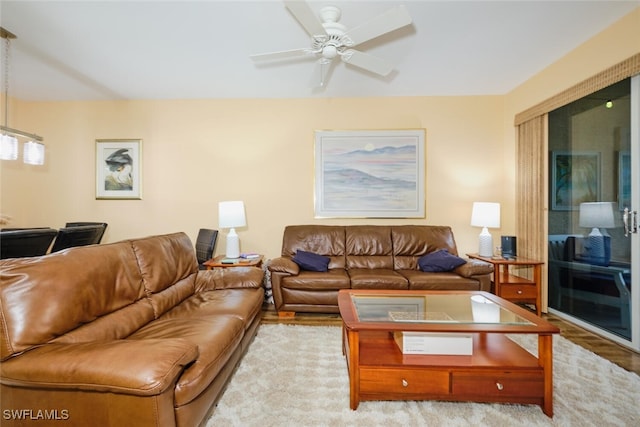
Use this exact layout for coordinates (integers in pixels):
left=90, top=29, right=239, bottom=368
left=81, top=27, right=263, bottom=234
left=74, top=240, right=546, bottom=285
left=1, top=96, right=505, bottom=258
left=2, top=7, right=638, bottom=260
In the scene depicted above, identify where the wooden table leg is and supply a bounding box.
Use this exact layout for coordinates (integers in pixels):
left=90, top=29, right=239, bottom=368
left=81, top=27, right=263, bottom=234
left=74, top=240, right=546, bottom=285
left=539, top=334, right=554, bottom=417
left=348, top=329, right=360, bottom=410
left=534, top=264, right=542, bottom=317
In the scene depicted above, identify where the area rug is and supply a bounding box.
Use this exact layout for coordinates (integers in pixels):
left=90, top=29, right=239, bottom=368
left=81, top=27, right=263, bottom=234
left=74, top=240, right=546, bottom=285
left=206, top=324, right=640, bottom=426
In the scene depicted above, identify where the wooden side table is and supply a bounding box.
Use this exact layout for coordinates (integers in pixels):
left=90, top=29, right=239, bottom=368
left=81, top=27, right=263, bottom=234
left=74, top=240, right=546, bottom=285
left=203, top=255, right=263, bottom=270
left=467, top=254, right=543, bottom=316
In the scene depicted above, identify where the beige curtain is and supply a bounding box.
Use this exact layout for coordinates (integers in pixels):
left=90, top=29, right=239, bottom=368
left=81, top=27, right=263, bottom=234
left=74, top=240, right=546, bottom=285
left=515, top=53, right=640, bottom=312
left=515, top=115, right=547, bottom=308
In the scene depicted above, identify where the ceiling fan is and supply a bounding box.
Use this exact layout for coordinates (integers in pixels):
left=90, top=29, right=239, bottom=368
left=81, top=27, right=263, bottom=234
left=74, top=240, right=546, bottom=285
left=250, top=1, right=413, bottom=88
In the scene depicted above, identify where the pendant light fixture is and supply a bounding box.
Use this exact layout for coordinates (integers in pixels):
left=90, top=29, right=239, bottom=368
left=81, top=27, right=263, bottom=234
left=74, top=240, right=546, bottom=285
left=0, top=27, right=45, bottom=165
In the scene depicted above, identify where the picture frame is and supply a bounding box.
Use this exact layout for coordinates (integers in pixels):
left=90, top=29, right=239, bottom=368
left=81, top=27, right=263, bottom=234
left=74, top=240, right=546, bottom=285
left=96, top=139, right=142, bottom=200
left=617, top=151, right=631, bottom=210
left=551, top=151, right=600, bottom=211
left=314, top=129, right=425, bottom=218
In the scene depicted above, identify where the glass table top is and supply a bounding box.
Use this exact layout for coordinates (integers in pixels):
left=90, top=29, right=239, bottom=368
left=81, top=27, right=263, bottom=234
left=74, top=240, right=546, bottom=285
left=351, top=293, right=533, bottom=326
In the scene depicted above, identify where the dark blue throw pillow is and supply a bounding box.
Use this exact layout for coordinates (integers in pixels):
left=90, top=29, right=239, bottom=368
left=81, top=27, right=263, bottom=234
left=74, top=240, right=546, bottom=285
left=418, top=249, right=466, bottom=272
left=293, top=250, right=330, bottom=272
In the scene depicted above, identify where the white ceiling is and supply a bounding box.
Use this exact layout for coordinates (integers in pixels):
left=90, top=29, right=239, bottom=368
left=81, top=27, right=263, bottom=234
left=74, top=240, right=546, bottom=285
left=1, top=0, right=638, bottom=101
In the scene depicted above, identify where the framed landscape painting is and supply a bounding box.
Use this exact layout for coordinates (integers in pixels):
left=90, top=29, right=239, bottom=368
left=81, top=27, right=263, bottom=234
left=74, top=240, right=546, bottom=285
left=314, top=129, right=425, bottom=218
left=96, top=139, right=142, bottom=200
left=551, top=151, right=600, bottom=211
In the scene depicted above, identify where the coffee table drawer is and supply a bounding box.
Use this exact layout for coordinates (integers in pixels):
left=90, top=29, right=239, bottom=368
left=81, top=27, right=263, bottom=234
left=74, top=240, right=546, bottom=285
left=360, top=367, right=449, bottom=395
left=500, top=284, right=537, bottom=300
left=452, top=371, right=543, bottom=397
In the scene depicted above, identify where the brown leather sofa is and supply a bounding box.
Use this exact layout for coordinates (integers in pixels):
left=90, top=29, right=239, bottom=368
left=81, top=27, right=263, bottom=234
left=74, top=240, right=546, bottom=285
left=0, top=232, right=264, bottom=427
left=269, top=225, right=494, bottom=314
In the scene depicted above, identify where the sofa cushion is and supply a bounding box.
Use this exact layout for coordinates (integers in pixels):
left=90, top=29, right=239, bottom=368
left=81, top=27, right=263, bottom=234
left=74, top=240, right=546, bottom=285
left=0, top=339, right=198, bottom=395
left=401, top=270, right=481, bottom=290
left=349, top=268, right=408, bottom=290
left=293, top=250, right=330, bottom=272
left=0, top=241, right=146, bottom=360
left=418, top=249, right=466, bottom=272
left=129, top=315, right=245, bottom=406
left=346, top=226, right=394, bottom=269
left=161, top=288, right=264, bottom=330
left=281, top=270, right=351, bottom=290
left=281, top=225, right=346, bottom=269
left=131, top=232, right=198, bottom=294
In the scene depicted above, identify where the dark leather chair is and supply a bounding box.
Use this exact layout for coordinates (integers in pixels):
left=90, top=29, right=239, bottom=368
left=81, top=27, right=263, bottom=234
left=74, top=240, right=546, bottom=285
left=50, top=225, right=107, bottom=252
left=65, top=222, right=108, bottom=244
left=195, top=228, right=218, bottom=270
left=0, top=228, right=58, bottom=259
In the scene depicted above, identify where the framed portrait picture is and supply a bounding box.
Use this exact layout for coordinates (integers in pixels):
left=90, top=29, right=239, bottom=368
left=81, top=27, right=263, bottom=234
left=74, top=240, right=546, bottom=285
left=96, top=139, right=142, bottom=200
left=551, top=151, right=600, bottom=211
left=314, top=129, right=425, bottom=218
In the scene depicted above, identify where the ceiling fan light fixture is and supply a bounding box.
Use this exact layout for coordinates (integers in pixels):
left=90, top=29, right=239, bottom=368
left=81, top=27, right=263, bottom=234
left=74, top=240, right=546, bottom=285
left=322, top=45, right=338, bottom=59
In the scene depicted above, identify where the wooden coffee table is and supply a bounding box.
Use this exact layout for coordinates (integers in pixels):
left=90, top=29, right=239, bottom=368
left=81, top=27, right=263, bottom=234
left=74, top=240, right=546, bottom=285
left=337, top=289, right=560, bottom=417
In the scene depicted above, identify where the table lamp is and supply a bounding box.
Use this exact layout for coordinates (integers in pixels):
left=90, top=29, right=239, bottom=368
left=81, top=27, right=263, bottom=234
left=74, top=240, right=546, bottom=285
left=579, top=202, right=615, bottom=265
left=471, top=202, right=501, bottom=257
left=218, top=201, right=246, bottom=258
left=579, top=202, right=615, bottom=237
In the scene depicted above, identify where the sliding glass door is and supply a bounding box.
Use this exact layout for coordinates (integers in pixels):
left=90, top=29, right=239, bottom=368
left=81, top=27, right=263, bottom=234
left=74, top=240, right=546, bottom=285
left=547, top=76, right=639, bottom=351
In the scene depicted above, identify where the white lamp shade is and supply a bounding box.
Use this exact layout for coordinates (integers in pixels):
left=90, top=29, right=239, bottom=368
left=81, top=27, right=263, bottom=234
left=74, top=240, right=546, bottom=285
left=219, top=201, right=247, bottom=258
left=218, top=201, right=247, bottom=229
left=0, top=134, right=18, bottom=160
left=471, top=202, right=501, bottom=228
left=471, top=202, right=500, bottom=257
left=579, top=202, right=615, bottom=229
left=23, top=141, right=45, bottom=165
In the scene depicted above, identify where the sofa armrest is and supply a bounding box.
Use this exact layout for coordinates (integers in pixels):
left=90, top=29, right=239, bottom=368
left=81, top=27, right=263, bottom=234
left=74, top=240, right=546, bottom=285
left=0, top=339, right=197, bottom=396
left=268, top=257, right=300, bottom=275
left=454, top=258, right=494, bottom=278
left=195, top=267, right=264, bottom=291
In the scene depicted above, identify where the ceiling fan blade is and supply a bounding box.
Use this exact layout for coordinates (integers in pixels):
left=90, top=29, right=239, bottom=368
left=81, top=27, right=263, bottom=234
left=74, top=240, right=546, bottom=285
left=250, top=48, right=315, bottom=62
left=341, top=49, right=394, bottom=77
left=284, top=0, right=327, bottom=37
left=342, top=5, right=412, bottom=46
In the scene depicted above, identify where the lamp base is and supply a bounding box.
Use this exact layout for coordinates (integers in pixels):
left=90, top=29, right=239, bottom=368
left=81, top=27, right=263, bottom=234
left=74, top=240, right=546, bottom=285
left=478, top=227, right=493, bottom=258
left=225, top=228, right=240, bottom=258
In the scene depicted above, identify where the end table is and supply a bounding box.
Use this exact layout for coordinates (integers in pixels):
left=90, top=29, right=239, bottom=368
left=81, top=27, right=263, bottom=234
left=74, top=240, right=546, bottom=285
left=203, top=255, right=263, bottom=270
left=467, top=254, right=543, bottom=316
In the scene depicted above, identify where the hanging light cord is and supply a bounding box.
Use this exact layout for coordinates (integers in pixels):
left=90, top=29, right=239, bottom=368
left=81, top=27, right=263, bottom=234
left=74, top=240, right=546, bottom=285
left=4, top=35, right=10, bottom=128
left=0, top=27, right=43, bottom=142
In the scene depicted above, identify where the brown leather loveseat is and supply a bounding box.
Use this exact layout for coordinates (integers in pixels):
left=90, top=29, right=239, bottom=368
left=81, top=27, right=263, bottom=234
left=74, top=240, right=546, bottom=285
left=269, top=225, right=493, bottom=315
left=0, top=232, right=264, bottom=427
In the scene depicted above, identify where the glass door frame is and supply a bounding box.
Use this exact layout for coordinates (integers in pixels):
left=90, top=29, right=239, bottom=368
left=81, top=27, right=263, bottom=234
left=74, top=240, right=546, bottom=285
left=547, top=74, right=639, bottom=352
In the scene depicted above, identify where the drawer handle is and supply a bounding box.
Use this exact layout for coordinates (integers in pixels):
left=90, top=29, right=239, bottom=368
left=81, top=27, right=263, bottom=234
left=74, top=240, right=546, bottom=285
left=496, top=382, right=504, bottom=391
left=402, top=379, right=408, bottom=387
left=517, top=290, right=523, bottom=295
